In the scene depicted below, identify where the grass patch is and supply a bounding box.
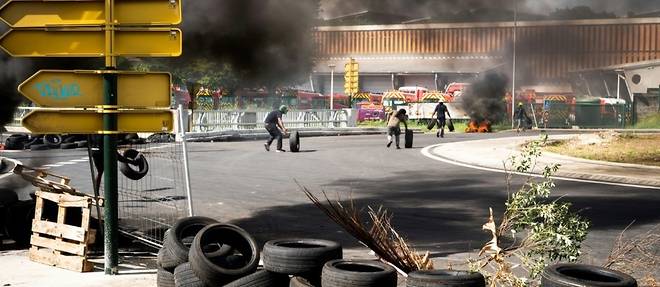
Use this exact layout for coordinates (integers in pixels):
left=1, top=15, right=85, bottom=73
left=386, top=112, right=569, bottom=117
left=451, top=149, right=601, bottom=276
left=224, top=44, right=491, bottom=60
left=632, top=113, right=660, bottom=129
left=545, top=133, right=660, bottom=166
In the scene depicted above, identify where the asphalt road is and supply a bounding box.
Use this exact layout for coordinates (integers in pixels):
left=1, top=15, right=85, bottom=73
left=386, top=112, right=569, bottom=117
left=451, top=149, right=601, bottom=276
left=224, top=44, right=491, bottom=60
left=4, top=131, right=659, bottom=265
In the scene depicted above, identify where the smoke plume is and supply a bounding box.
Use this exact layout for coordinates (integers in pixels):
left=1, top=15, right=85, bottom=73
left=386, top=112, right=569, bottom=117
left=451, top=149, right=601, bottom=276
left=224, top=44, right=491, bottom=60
left=461, top=72, right=508, bottom=123
left=180, top=0, right=320, bottom=87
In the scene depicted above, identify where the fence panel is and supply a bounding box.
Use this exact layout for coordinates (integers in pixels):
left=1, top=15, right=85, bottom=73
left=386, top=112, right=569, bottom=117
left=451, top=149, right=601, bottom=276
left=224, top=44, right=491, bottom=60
left=191, top=109, right=349, bottom=132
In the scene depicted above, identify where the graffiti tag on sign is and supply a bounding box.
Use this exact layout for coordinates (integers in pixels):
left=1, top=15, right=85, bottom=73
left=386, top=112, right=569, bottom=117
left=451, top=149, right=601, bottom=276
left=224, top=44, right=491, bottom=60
left=34, top=79, right=82, bottom=100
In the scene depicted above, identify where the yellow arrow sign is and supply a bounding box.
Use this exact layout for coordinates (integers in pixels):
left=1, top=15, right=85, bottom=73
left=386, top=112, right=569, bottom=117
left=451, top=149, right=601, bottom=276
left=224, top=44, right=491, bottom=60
left=22, top=110, right=173, bottom=134
left=0, top=28, right=182, bottom=57
left=0, top=0, right=182, bottom=28
left=19, top=70, right=171, bottom=108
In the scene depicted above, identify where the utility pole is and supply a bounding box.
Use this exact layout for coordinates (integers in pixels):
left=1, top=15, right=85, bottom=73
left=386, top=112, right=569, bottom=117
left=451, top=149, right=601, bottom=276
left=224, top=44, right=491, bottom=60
left=511, top=0, right=518, bottom=129
left=329, top=64, right=335, bottom=110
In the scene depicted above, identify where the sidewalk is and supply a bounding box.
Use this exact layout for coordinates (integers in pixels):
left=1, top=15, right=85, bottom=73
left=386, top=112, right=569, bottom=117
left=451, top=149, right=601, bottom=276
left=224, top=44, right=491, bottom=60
left=425, top=134, right=660, bottom=188
left=0, top=250, right=156, bottom=287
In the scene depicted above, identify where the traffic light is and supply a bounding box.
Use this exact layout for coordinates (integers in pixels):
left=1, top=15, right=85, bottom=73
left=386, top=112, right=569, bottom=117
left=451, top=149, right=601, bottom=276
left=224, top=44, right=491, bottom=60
left=344, top=58, right=359, bottom=95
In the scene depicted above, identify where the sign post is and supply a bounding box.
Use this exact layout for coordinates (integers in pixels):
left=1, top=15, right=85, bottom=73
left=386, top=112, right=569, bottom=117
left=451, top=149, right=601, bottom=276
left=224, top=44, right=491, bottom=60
left=1, top=0, right=182, bottom=275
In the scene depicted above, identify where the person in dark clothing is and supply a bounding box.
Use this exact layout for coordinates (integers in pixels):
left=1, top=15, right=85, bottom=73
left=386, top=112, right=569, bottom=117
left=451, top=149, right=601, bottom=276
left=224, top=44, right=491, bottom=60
left=264, top=105, right=289, bottom=152
left=386, top=109, right=408, bottom=149
left=431, top=100, right=451, bottom=138
left=514, top=102, right=527, bottom=132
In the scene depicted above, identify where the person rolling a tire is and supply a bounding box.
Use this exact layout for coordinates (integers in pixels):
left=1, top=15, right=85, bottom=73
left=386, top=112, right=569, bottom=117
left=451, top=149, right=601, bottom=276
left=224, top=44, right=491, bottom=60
left=431, top=100, right=451, bottom=138
left=386, top=109, right=408, bottom=150
left=264, top=105, right=289, bottom=153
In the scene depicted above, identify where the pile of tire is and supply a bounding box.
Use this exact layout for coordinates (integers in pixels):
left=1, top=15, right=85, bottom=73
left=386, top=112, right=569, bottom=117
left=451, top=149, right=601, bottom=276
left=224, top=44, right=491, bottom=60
left=3, top=134, right=88, bottom=151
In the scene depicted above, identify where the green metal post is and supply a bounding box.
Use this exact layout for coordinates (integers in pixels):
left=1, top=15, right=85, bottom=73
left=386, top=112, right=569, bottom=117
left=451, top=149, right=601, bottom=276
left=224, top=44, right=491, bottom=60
left=103, top=71, right=119, bottom=275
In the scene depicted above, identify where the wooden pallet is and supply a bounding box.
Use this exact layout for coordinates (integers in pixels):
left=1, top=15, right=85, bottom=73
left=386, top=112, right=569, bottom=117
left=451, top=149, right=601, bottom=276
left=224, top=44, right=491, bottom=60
left=29, top=190, right=100, bottom=272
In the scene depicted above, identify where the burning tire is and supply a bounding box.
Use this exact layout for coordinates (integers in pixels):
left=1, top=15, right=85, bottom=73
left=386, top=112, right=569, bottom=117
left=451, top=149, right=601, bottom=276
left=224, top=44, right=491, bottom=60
left=541, top=264, right=637, bottom=287
left=289, top=131, right=300, bottom=153
left=119, top=149, right=149, bottom=181
left=406, top=270, right=485, bottom=287
left=163, top=217, right=219, bottom=268
left=224, top=270, right=290, bottom=287
left=404, top=129, right=413, bottom=148
left=174, top=262, right=205, bottom=287
left=189, top=223, right=260, bottom=286
left=157, top=266, right=175, bottom=287
left=321, top=260, right=397, bottom=287
left=263, top=238, right=342, bottom=277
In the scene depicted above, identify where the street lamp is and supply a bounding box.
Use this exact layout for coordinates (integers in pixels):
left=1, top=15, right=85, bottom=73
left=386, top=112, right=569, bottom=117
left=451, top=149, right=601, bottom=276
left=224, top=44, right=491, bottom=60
left=511, top=0, right=518, bottom=129
left=329, top=64, right=336, bottom=110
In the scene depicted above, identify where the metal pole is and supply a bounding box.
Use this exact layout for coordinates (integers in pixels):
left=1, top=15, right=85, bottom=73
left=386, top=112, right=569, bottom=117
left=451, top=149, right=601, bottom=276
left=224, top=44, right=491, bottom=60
left=329, top=64, right=335, bottom=110
left=178, top=105, right=194, bottom=217
left=511, top=0, right=518, bottom=129
left=103, top=0, right=118, bottom=275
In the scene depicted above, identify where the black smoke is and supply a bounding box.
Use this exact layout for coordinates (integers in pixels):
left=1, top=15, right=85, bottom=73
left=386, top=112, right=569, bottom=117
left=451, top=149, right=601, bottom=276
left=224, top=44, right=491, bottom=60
left=180, top=0, right=320, bottom=87
left=461, top=72, right=508, bottom=123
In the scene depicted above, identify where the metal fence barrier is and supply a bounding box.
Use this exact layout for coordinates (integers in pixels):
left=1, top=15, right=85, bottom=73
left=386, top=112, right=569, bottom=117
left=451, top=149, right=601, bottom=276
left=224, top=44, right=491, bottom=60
left=190, top=109, right=351, bottom=133
left=531, top=102, right=631, bottom=129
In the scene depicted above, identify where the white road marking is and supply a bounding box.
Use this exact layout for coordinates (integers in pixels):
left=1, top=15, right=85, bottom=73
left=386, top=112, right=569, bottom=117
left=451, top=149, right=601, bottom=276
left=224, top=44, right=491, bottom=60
left=421, top=144, right=660, bottom=191
left=43, top=164, right=63, bottom=168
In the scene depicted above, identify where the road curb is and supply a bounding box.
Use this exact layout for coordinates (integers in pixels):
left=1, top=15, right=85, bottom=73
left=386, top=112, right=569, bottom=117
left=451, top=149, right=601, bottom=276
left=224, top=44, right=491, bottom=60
left=421, top=143, right=660, bottom=190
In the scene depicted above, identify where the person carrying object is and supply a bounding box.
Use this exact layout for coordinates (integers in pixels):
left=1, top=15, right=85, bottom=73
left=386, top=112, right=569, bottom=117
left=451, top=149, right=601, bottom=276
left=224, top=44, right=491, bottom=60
left=431, top=100, right=451, bottom=138
left=386, top=109, right=408, bottom=149
left=264, top=105, right=289, bottom=152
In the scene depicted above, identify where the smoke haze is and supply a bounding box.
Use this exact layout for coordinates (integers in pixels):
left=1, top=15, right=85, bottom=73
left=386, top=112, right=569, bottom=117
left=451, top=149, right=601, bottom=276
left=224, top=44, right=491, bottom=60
left=461, top=72, right=508, bottom=123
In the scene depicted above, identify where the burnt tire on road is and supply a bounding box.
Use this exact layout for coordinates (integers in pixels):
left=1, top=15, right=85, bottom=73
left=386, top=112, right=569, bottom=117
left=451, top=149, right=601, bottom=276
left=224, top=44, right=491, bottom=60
left=321, top=260, right=397, bottom=287
left=406, top=270, right=486, bottom=287
left=189, top=223, right=260, bottom=286
left=263, top=238, right=342, bottom=277
left=541, top=264, right=637, bottom=287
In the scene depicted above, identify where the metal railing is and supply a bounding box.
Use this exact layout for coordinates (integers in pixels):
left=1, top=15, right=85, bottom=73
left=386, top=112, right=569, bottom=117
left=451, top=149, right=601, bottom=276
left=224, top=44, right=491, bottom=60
left=190, top=109, right=351, bottom=133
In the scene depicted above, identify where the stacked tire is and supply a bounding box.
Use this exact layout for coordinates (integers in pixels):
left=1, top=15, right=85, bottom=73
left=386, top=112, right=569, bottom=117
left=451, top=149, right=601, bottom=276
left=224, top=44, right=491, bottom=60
left=406, top=270, right=485, bottom=287
left=262, top=238, right=343, bottom=286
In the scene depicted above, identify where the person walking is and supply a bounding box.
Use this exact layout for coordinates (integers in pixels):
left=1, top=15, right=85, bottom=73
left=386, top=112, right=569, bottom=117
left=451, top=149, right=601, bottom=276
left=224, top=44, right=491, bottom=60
left=431, top=100, right=451, bottom=138
left=514, top=102, right=527, bottom=132
left=386, top=109, right=408, bottom=149
left=264, top=105, right=289, bottom=152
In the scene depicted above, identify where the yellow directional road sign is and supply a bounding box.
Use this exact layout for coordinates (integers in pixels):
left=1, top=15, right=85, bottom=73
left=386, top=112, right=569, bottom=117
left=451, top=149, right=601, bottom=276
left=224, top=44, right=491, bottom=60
left=22, top=110, right=174, bottom=134
left=19, top=70, right=171, bottom=108
left=0, top=28, right=182, bottom=57
left=0, top=0, right=182, bottom=28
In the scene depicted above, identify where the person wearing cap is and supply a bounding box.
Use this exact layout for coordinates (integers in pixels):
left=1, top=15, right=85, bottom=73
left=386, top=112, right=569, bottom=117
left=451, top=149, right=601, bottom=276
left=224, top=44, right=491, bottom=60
left=264, top=105, right=289, bottom=152
left=514, top=102, right=528, bottom=133
left=431, top=100, right=451, bottom=138
left=386, top=108, right=408, bottom=149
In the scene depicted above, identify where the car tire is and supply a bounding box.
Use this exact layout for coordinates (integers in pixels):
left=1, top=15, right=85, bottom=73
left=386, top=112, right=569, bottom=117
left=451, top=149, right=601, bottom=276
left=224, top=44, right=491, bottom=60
left=263, top=238, right=342, bottom=277
left=173, top=262, right=206, bottom=287
left=4, top=137, right=26, bottom=150
left=60, top=142, right=78, bottom=150
left=406, top=270, right=485, bottom=287
left=157, top=266, right=175, bottom=287
left=189, top=223, right=260, bottom=286
left=158, top=247, right=180, bottom=272
left=163, top=217, right=219, bottom=268
left=30, top=144, right=49, bottom=151
left=75, top=140, right=89, bottom=148
left=43, top=134, right=62, bottom=148
left=119, top=149, right=149, bottom=180
left=290, top=276, right=317, bottom=287
left=321, top=260, right=397, bottom=287
left=224, top=270, right=290, bottom=287
left=541, top=263, right=637, bottom=287
left=289, top=131, right=300, bottom=152
left=23, top=136, right=43, bottom=149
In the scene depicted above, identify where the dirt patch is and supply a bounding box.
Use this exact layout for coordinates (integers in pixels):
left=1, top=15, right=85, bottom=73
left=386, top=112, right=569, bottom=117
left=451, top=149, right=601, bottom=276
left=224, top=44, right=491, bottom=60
left=545, top=133, right=660, bottom=167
